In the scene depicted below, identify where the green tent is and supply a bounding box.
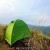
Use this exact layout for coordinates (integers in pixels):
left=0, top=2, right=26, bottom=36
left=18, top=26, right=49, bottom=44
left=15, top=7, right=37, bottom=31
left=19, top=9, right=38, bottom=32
left=4, top=19, right=30, bottom=45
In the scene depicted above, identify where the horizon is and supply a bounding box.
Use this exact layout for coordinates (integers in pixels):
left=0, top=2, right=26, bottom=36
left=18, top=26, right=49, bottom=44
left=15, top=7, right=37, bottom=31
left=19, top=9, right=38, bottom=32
left=0, top=0, right=50, bottom=26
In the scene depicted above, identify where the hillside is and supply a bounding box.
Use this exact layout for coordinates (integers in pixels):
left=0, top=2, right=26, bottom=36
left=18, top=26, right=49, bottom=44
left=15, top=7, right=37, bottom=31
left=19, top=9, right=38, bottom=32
left=0, top=24, right=50, bottom=50
left=28, top=25, right=50, bottom=35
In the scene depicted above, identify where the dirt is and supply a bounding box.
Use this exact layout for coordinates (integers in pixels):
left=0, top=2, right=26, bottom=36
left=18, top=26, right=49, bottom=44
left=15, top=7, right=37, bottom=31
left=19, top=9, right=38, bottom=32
left=0, top=38, right=30, bottom=50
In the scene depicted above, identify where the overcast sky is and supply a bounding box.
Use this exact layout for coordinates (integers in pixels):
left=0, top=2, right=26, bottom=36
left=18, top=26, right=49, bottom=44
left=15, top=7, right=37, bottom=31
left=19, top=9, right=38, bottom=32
left=0, top=0, right=50, bottom=26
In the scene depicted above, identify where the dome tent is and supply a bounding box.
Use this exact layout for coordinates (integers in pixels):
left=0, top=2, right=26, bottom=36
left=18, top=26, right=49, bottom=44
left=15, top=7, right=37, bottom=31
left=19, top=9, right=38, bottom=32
left=4, top=19, right=31, bottom=45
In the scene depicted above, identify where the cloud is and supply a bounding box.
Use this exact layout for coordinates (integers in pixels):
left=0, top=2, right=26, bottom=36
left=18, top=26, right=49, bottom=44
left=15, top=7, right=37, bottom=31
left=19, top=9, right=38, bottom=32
left=0, top=0, right=50, bottom=26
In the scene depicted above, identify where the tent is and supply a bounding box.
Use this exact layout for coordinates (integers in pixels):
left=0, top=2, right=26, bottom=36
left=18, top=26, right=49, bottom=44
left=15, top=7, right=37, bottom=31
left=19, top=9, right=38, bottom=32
left=4, top=19, right=31, bottom=45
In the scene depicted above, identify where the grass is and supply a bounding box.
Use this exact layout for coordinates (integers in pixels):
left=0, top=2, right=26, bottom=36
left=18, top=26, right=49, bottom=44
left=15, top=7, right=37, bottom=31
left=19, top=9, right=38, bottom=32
left=0, top=24, right=6, bottom=42
left=0, top=24, right=50, bottom=50
left=27, top=29, right=50, bottom=50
